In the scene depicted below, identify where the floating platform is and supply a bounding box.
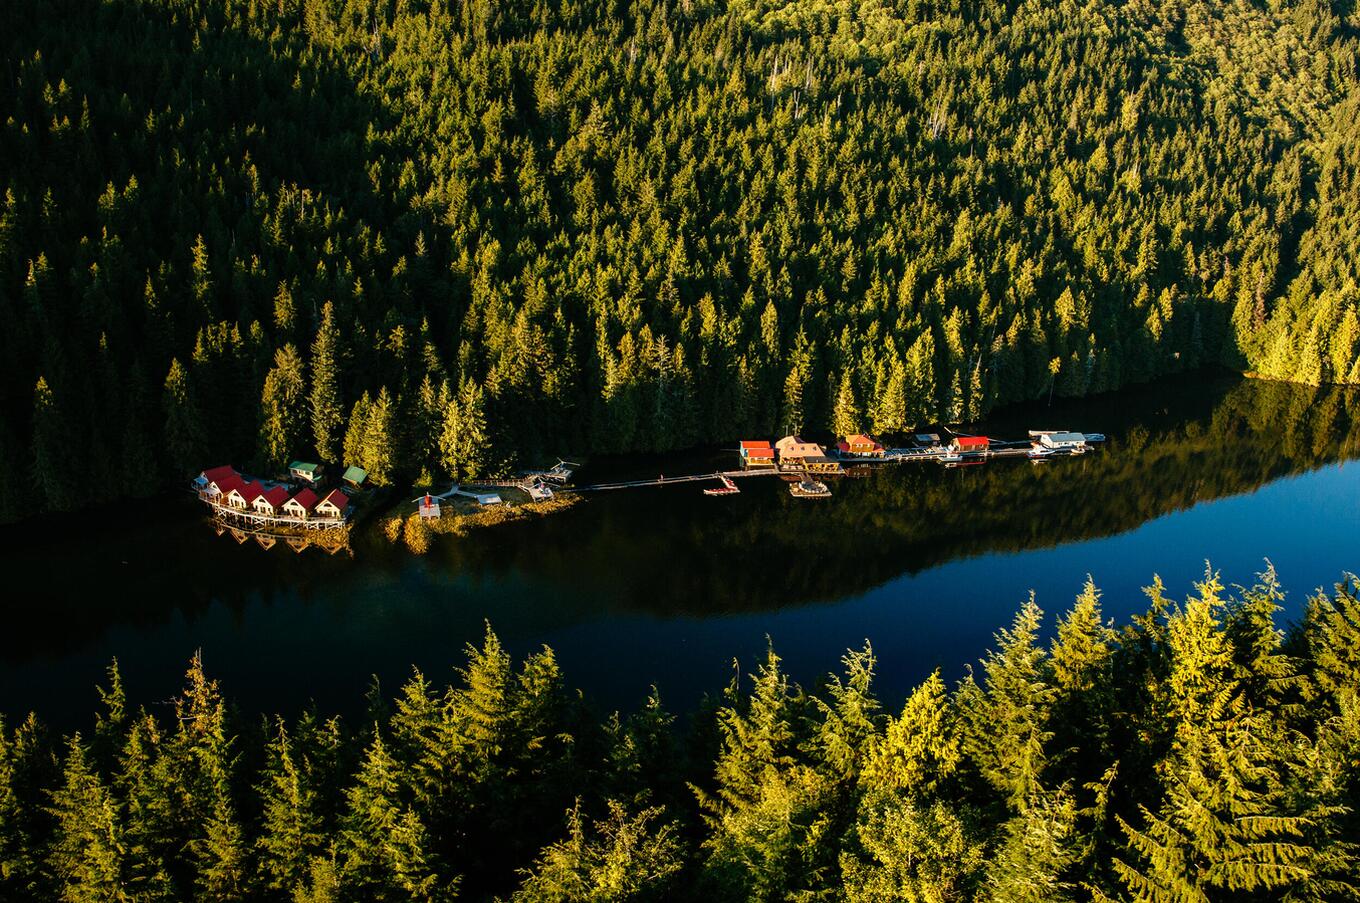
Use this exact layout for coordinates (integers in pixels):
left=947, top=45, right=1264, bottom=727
left=703, top=475, right=741, bottom=496
left=789, top=479, right=831, bottom=498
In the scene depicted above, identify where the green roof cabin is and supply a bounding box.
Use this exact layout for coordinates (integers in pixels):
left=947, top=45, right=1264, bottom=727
left=288, top=461, right=323, bottom=484
left=342, top=465, right=368, bottom=489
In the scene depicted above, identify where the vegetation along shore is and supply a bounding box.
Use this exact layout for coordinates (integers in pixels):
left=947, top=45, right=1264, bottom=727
left=1, top=567, right=1357, bottom=900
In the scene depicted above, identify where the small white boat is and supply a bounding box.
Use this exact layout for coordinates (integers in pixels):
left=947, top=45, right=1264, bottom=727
left=1027, top=445, right=1057, bottom=459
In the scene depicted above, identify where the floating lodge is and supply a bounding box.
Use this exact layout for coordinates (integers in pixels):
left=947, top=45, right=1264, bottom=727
left=194, top=464, right=357, bottom=529
left=198, top=429, right=1105, bottom=552
left=580, top=428, right=1106, bottom=499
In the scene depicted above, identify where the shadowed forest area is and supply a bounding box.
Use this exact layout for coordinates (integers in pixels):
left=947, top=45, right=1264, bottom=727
left=0, top=373, right=1355, bottom=655
left=1, top=568, right=1357, bottom=900
left=4, top=0, right=1360, bottom=520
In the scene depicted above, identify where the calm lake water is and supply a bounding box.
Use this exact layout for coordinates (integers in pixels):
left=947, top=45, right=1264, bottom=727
left=3, top=373, right=1359, bottom=728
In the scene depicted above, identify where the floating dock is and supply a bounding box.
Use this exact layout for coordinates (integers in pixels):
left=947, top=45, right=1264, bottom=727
left=568, top=429, right=1104, bottom=495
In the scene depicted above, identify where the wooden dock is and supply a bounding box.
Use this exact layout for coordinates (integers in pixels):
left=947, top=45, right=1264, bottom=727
left=568, top=442, right=1092, bottom=493
left=202, top=497, right=349, bottom=530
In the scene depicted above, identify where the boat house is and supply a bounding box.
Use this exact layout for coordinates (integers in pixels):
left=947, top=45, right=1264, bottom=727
left=836, top=434, right=885, bottom=458
left=283, top=488, right=319, bottom=519
left=315, top=489, right=350, bottom=520
left=1039, top=431, right=1087, bottom=451
left=739, top=440, right=776, bottom=469
left=289, top=461, right=323, bottom=485
left=951, top=436, right=991, bottom=453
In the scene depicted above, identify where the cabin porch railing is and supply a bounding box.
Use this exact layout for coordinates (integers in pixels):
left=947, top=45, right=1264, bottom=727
left=198, top=494, right=349, bottom=529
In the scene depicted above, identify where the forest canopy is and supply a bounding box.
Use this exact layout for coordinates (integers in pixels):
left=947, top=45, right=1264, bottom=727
left=0, top=567, right=1357, bottom=900
left=3, top=0, right=1360, bottom=518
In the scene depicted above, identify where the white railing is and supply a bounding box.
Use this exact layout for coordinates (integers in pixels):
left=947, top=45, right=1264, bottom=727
left=199, top=494, right=348, bottom=529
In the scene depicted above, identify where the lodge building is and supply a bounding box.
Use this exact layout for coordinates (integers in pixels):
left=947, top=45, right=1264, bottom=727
left=194, top=466, right=352, bottom=527
left=775, top=436, right=842, bottom=474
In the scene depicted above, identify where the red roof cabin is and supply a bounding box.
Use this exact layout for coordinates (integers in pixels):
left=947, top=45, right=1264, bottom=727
left=315, top=489, right=350, bottom=520
left=836, top=434, right=884, bottom=458
left=253, top=485, right=291, bottom=516
left=282, top=488, right=320, bottom=519
left=739, top=440, right=776, bottom=469
left=952, top=435, right=991, bottom=452
left=221, top=476, right=252, bottom=509
left=198, top=465, right=239, bottom=496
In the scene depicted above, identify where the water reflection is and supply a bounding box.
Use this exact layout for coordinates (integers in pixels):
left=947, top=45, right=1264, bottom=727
left=415, top=374, right=1360, bottom=614
left=2, top=374, right=1358, bottom=722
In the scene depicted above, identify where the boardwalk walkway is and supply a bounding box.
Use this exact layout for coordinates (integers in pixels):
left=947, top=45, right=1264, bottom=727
left=570, top=443, right=1073, bottom=492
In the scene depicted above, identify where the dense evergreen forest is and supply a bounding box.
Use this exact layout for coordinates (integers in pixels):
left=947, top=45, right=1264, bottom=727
left=0, top=568, right=1356, bottom=900
left=4, top=0, right=1360, bottom=519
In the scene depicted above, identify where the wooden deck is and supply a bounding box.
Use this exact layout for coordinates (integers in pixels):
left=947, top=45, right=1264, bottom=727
left=200, top=494, right=349, bottom=529
left=568, top=440, right=1093, bottom=493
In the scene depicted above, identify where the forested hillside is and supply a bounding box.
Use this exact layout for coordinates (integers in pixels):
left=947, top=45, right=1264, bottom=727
left=4, top=0, right=1360, bottom=517
left=1, top=568, right=1357, bottom=900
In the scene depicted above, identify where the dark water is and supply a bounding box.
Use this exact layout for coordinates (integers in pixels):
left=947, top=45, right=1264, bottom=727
left=4, top=374, right=1360, bottom=728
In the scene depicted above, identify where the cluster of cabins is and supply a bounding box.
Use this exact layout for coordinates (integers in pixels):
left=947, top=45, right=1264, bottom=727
left=740, top=434, right=887, bottom=473
left=195, top=465, right=356, bottom=527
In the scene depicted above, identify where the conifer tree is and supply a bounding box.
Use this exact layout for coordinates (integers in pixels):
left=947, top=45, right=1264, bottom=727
left=256, top=721, right=324, bottom=897
left=841, top=795, right=984, bottom=902
left=46, top=736, right=128, bottom=903
left=340, top=731, right=448, bottom=901
left=32, top=375, right=79, bottom=510
left=342, top=393, right=372, bottom=472
left=162, top=358, right=206, bottom=476
left=512, top=801, right=683, bottom=902
left=983, top=785, right=1081, bottom=903
left=189, top=235, right=213, bottom=320
left=958, top=596, right=1055, bottom=809
left=112, top=715, right=176, bottom=899
left=1224, top=565, right=1299, bottom=707
left=1048, top=579, right=1116, bottom=771
left=439, top=379, right=489, bottom=480
left=1110, top=573, right=1320, bottom=900
left=92, top=660, right=127, bottom=772
left=310, top=301, right=344, bottom=462
left=831, top=371, right=860, bottom=438
left=698, top=646, right=827, bottom=900
left=860, top=670, right=959, bottom=795
left=1300, top=574, right=1360, bottom=705
left=361, top=387, right=396, bottom=485
left=0, top=715, right=51, bottom=899
left=273, top=281, right=297, bottom=335
left=156, top=653, right=247, bottom=900
left=259, top=343, right=306, bottom=470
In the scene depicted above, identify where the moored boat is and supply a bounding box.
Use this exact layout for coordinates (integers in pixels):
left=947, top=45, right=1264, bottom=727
left=789, top=479, right=831, bottom=498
